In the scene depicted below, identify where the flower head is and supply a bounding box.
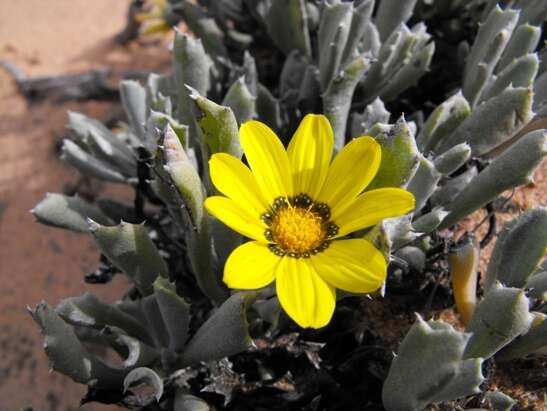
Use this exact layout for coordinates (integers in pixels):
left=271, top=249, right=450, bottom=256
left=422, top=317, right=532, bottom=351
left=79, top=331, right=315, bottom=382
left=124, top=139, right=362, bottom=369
left=205, top=114, right=415, bottom=328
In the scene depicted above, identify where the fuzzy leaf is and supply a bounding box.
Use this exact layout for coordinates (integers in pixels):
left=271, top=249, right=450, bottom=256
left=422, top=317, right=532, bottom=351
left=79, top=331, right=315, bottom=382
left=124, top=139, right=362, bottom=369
left=498, top=313, right=547, bottom=360
left=153, top=277, right=190, bottom=352
left=464, top=283, right=532, bottom=359
left=180, top=293, right=254, bottom=365
left=407, top=155, right=442, bottom=211
left=433, top=143, right=472, bottom=175
left=484, top=207, right=547, bottom=289
left=88, top=220, right=168, bottom=295
left=497, top=24, right=541, bottom=71
left=482, top=54, right=538, bottom=102
left=120, top=80, right=147, bottom=140
left=32, top=193, right=113, bottom=233
left=525, top=271, right=547, bottom=300
left=124, top=367, right=164, bottom=402
left=56, top=293, right=151, bottom=343
left=222, top=77, right=256, bottom=124
left=188, top=87, right=242, bottom=158
left=416, top=91, right=471, bottom=152
left=30, top=303, right=125, bottom=388
left=367, top=117, right=420, bottom=190
left=382, top=315, right=484, bottom=411
left=266, top=0, right=311, bottom=56
left=374, top=0, right=418, bottom=41
left=430, top=167, right=478, bottom=208
left=323, top=56, right=370, bottom=149
left=350, top=97, right=390, bottom=137
left=412, top=207, right=449, bottom=234
left=439, top=129, right=546, bottom=228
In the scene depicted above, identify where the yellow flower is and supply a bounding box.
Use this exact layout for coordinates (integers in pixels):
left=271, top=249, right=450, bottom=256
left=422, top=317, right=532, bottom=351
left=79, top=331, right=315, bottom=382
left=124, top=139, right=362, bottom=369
left=135, top=0, right=172, bottom=35
left=205, top=114, right=415, bottom=328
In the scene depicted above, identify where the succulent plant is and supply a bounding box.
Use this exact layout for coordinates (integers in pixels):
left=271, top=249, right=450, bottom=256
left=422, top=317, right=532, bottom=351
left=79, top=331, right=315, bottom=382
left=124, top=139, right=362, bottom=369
left=29, top=0, right=547, bottom=409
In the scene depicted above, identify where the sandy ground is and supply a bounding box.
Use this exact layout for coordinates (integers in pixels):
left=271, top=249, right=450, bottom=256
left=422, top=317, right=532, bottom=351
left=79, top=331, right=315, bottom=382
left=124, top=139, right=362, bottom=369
left=0, top=2, right=169, bottom=410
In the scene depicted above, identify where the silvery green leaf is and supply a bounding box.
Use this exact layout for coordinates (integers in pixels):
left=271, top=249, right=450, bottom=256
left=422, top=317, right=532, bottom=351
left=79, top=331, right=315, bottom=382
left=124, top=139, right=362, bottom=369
left=142, top=294, right=170, bottom=348
left=412, top=207, right=449, bottom=234
left=146, top=73, right=173, bottom=113
left=341, top=0, right=375, bottom=65
left=484, top=207, right=547, bottom=289
left=407, top=155, right=442, bottom=211
left=433, top=143, right=472, bottom=175
left=525, top=271, right=547, bottom=300
left=61, top=139, right=129, bottom=184
left=55, top=293, right=151, bottom=343
left=145, top=110, right=188, bottom=152
left=32, top=193, right=113, bottom=233
left=382, top=315, right=484, bottom=411
left=178, top=2, right=226, bottom=57
left=383, top=215, right=417, bottom=250
left=482, top=53, right=538, bottom=102
left=30, top=303, right=125, bottom=388
left=179, top=293, right=255, bottom=365
left=484, top=391, right=516, bottom=411
left=517, top=0, right=547, bottom=25
left=162, top=124, right=205, bottom=226
left=416, top=91, right=471, bottom=152
left=374, top=0, right=418, bottom=41
left=440, top=130, right=546, bottom=228
left=464, top=283, right=532, bottom=359
left=88, top=220, right=168, bottom=295
left=124, top=367, right=164, bottom=402
left=153, top=277, right=190, bottom=352
left=360, top=20, right=381, bottom=55
left=265, top=0, right=311, bottom=56
left=101, top=327, right=159, bottom=369
left=463, top=6, right=519, bottom=106
left=67, top=111, right=136, bottom=163
left=367, top=117, right=420, bottom=190
left=436, top=87, right=534, bottom=156
left=256, top=83, right=282, bottom=133
left=188, top=87, right=242, bottom=158
left=395, top=246, right=425, bottom=273
left=498, top=313, right=547, bottom=360
left=280, top=50, right=308, bottom=101
left=350, top=97, right=390, bottom=136
left=378, top=41, right=435, bottom=103
left=317, top=0, right=353, bottom=90
left=222, top=77, right=256, bottom=124
left=533, top=70, right=547, bottom=109
left=362, top=220, right=392, bottom=259
left=120, top=80, right=147, bottom=140
left=497, top=24, right=541, bottom=71
left=430, top=166, right=478, bottom=208
left=242, top=51, right=258, bottom=97
left=323, top=56, right=370, bottom=149
left=172, top=31, right=212, bottom=137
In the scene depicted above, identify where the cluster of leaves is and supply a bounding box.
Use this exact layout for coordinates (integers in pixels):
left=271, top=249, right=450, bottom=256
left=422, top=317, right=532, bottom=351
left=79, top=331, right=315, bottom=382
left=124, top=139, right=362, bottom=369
left=30, top=0, right=547, bottom=410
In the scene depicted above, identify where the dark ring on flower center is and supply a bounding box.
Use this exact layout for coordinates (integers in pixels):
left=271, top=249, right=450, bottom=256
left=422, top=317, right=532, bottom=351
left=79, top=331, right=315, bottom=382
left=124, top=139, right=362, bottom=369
left=262, top=194, right=338, bottom=258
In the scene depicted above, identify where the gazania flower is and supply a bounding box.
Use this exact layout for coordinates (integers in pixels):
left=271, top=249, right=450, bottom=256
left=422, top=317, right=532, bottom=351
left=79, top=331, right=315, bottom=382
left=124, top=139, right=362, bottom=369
left=134, top=0, right=172, bottom=35
left=205, top=114, right=415, bottom=328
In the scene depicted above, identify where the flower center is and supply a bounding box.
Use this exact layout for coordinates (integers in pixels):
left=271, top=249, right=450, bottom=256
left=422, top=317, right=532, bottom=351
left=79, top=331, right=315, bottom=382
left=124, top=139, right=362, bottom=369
left=262, top=194, right=338, bottom=258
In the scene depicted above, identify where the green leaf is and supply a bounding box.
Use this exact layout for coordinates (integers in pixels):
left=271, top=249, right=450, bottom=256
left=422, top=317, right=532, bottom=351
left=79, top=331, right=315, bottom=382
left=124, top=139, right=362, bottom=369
left=266, top=0, right=311, bottom=56
left=179, top=293, right=255, bottom=365
left=32, top=193, right=113, bottom=233
left=382, top=315, right=484, bottom=411
left=188, top=87, right=243, bottom=158
left=222, top=77, right=256, bottom=124
left=407, top=155, right=442, bottom=211
left=464, top=283, right=532, bottom=359
left=88, top=220, right=168, bottom=295
left=153, top=277, right=190, bottom=352
left=484, top=207, right=547, bottom=289
left=440, top=130, right=546, bottom=228
left=367, top=117, right=420, bottom=190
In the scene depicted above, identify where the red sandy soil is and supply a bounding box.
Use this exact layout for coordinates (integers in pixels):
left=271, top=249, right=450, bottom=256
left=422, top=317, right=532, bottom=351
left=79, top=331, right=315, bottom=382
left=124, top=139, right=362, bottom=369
left=0, top=2, right=170, bottom=410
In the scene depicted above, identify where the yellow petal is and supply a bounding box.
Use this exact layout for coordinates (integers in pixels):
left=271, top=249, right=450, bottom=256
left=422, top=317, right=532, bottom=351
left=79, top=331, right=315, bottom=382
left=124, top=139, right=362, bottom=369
left=240, top=120, right=293, bottom=203
left=311, top=239, right=386, bottom=293
left=317, top=136, right=381, bottom=214
left=209, top=153, right=268, bottom=214
left=287, top=114, right=334, bottom=198
left=224, top=241, right=278, bottom=289
left=140, top=21, right=171, bottom=35
left=204, top=196, right=266, bottom=242
left=276, top=258, right=335, bottom=328
left=333, top=188, right=415, bottom=237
